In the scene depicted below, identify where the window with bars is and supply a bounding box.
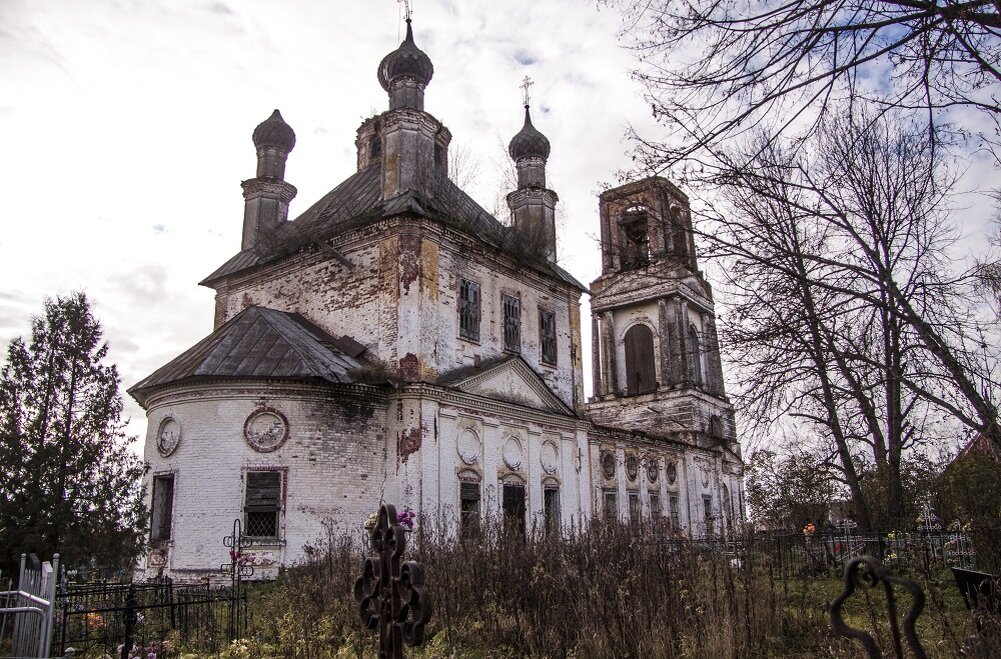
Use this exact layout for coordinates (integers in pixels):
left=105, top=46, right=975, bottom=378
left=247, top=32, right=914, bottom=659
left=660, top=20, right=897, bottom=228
left=650, top=493, right=661, bottom=526
left=245, top=471, right=281, bottom=539
left=543, top=486, right=560, bottom=535
left=669, top=494, right=680, bottom=529
left=603, top=489, right=618, bottom=522
left=502, top=294, right=521, bottom=353
left=539, top=309, right=557, bottom=365
left=458, top=279, right=481, bottom=341
left=150, top=475, right=174, bottom=546
left=628, top=492, right=640, bottom=525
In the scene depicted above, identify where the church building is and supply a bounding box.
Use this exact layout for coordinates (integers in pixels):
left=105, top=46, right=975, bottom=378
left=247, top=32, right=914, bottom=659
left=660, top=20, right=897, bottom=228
left=129, top=18, right=744, bottom=579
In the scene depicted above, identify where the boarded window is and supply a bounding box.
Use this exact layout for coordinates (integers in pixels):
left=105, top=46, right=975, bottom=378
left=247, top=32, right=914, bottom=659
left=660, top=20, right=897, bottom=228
left=603, top=489, right=618, bottom=522
left=669, top=494, right=680, bottom=529
left=688, top=324, right=703, bottom=386
left=459, top=279, right=480, bottom=341
left=245, top=471, right=281, bottom=539
left=628, top=492, right=640, bottom=525
left=539, top=309, right=557, bottom=365
left=543, top=486, right=560, bottom=535
left=150, top=475, right=174, bottom=545
left=460, top=481, right=481, bottom=537
left=502, top=482, right=526, bottom=535
left=624, top=324, right=657, bottom=395
left=502, top=294, right=521, bottom=353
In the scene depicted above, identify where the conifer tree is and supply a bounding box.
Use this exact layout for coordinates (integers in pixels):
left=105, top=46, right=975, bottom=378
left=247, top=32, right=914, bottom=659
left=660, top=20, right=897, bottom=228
left=0, top=292, right=146, bottom=574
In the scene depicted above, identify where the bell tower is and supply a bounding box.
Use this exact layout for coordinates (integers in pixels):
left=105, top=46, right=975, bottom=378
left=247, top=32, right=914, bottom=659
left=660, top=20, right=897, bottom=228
left=586, top=177, right=737, bottom=454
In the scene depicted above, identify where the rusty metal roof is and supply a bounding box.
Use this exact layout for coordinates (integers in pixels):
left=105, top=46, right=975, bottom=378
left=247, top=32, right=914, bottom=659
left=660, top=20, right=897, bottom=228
left=200, top=164, right=587, bottom=292
left=128, top=306, right=363, bottom=407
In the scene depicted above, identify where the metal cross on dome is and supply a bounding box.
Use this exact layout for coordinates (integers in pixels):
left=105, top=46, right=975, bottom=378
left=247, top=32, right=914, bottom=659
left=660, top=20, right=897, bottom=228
left=354, top=504, right=431, bottom=658
left=398, top=0, right=412, bottom=21
left=521, top=75, right=534, bottom=106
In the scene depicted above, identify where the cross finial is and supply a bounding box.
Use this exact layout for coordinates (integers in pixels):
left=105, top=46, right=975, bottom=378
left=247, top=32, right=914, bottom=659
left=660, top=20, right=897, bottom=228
left=398, top=0, right=412, bottom=21
left=520, top=76, right=534, bottom=107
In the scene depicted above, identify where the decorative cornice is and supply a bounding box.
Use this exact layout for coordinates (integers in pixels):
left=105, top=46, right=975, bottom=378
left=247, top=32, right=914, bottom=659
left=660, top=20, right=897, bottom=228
left=241, top=178, right=298, bottom=203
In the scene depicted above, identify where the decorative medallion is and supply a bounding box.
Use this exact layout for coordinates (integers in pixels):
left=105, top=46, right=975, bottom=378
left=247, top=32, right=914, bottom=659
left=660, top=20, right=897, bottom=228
left=540, top=440, right=559, bottom=474
left=502, top=436, right=523, bottom=470
left=666, top=460, right=678, bottom=485
left=156, top=417, right=181, bottom=456
left=457, top=429, right=480, bottom=465
left=625, top=455, right=638, bottom=481
left=244, top=408, right=289, bottom=453
left=647, top=457, right=659, bottom=483
left=601, top=451, right=616, bottom=480
left=701, top=467, right=711, bottom=487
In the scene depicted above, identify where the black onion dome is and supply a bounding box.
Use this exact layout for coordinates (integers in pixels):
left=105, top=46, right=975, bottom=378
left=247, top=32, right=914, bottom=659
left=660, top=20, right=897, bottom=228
left=252, top=109, right=296, bottom=151
left=378, top=20, right=434, bottom=91
left=508, top=105, right=550, bottom=161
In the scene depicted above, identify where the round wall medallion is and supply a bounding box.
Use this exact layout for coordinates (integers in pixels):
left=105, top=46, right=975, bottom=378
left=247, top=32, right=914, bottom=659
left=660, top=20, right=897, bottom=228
left=701, top=467, right=711, bottom=487
left=666, top=460, right=678, bottom=484
left=502, top=436, right=523, bottom=470
left=540, top=441, right=559, bottom=474
left=157, top=417, right=181, bottom=456
left=647, top=457, right=659, bottom=483
left=601, top=451, right=616, bottom=479
left=625, top=455, right=638, bottom=481
left=244, top=408, right=289, bottom=453
left=457, top=428, right=480, bottom=465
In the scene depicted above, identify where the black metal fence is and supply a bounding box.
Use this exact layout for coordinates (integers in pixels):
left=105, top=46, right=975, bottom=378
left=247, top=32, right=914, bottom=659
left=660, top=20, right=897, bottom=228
left=52, top=578, right=247, bottom=656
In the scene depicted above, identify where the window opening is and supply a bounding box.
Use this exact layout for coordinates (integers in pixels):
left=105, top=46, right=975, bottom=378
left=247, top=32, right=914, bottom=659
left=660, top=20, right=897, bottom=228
left=650, top=494, right=662, bottom=526
left=603, top=489, right=618, bottom=522
left=628, top=492, right=640, bottom=525
left=688, top=324, right=703, bottom=387
left=703, top=495, right=714, bottom=534
left=624, top=324, right=657, bottom=395
left=647, top=457, right=659, bottom=483
left=619, top=207, right=650, bottom=270
left=709, top=415, right=723, bottom=441
left=459, top=279, right=480, bottom=341
left=502, top=294, right=521, bottom=352
left=245, top=471, right=281, bottom=539
left=666, top=461, right=678, bottom=484
left=502, top=481, right=526, bottom=535
left=543, top=486, right=560, bottom=535
left=434, top=142, right=445, bottom=170
left=601, top=451, right=616, bottom=480
left=625, top=455, right=638, bottom=481
left=151, top=475, right=175, bottom=546
left=369, top=135, right=382, bottom=161
left=460, top=481, right=481, bottom=537
left=539, top=309, right=557, bottom=365
left=669, top=494, right=680, bottom=529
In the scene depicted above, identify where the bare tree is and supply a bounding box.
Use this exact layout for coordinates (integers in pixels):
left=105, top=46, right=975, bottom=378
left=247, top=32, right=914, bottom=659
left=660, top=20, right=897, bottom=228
left=703, top=111, right=999, bottom=526
left=600, top=0, right=1001, bottom=170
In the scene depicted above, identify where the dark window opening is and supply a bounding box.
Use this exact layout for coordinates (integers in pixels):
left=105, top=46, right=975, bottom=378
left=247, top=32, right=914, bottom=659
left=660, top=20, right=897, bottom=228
left=502, top=294, right=521, bottom=353
left=709, top=415, right=723, bottom=442
left=628, top=492, right=640, bottom=525
left=703, top=495, right=714, bottom=534
left=460, top=481, right=481, bottom=537
left=434, top=142, right=445, bottom=171
left=666, top=461, right=678, bottom=484
left=459, top=279, right=480, bottom=341
left=245, top=471, right=281, bottom=539
left=624, top=324, right=657, bottom=395
left=669, top=494, right=680, bottom=529
left=369, top=135, right=382, bottom=161
left=601, top=451, right=616, bottom=480
left=603, top=490, right=618, bottom=522
left=151, top=475, right=174, bottom=546
left=625, top=455, right=638, bottom=481
left=688, top=324, right=703, bottom=387
left=539, top=309, right=557, bottom=365
left=502, top=482, right=526, bottom=535
left=650, top=494, right=661, bottom=526
left=543, top=487, right=560, bottom=535
left=619, top=208, right=650, bottom=270
left=647, top=457, right=659, bottom=483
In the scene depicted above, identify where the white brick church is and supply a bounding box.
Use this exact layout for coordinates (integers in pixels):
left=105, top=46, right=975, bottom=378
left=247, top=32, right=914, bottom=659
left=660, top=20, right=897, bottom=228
left=130, top=18, right=744, bottom=580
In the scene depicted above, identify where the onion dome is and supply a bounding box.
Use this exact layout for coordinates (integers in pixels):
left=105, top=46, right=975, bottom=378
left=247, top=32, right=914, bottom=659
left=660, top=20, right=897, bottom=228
left=508, top=105, right=551, bottom=161
left=378, top=19, right=434, bottom=92
left=252, top=109, right=296, bottom=152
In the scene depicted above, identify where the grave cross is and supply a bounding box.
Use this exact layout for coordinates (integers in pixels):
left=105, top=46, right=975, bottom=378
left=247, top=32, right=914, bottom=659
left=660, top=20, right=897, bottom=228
left=354, top=504, right=432, bottom=659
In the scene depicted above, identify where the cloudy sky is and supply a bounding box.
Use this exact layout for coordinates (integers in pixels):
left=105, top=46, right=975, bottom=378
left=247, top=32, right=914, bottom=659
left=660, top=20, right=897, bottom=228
left=0, top=0, right=662, bottom=442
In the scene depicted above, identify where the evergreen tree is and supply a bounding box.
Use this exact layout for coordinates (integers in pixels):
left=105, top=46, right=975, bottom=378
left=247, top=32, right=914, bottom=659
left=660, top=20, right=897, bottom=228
left=0, top=292, right=146, bottom=574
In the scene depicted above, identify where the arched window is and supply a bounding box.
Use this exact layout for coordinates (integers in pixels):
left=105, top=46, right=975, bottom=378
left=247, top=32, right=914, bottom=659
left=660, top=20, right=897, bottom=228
left=624, top=324, right=657, bottom=395
left=687, top=324, right=703, bottom=387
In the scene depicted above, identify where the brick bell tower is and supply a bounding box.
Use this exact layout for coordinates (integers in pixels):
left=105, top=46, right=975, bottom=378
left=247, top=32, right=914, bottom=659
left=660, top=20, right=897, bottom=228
left=585, top=177, right=738, bottom=454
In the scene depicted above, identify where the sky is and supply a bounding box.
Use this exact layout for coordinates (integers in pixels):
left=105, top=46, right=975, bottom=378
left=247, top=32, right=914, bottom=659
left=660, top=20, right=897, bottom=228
left=0, top=0, right=660, bottom=443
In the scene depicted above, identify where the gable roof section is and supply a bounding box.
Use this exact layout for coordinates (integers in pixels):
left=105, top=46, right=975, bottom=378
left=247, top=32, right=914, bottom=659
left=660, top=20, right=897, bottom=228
left=128, top=306, right=363, bottom=407
left=200, top=165, right=586, bottom=292
left=436, top=355, right=576, bottom=416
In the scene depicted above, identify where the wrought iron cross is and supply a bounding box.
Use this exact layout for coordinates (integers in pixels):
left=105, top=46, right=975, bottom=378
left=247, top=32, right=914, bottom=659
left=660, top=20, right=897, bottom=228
left=354, top=504, right=431, bottom=659
left=520, top=76, right=534, bottom=107
left=398, top=0, right=412, bottom=21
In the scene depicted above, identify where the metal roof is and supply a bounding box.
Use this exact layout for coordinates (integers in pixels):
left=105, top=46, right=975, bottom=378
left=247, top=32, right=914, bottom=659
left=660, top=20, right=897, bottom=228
left=128, top=306, right=363, bottom=407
